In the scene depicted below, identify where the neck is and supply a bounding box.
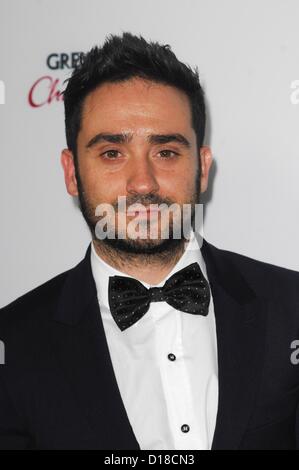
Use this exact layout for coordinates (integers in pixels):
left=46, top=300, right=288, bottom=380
left=92, top=237, right=189, bottom=285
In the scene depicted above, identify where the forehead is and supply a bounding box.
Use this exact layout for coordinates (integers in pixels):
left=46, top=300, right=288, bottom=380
left=80, top=78, right=193, bottom=138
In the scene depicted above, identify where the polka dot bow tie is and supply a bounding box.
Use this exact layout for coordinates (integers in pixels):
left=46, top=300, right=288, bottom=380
left=108, top=262, right=211, bottom=331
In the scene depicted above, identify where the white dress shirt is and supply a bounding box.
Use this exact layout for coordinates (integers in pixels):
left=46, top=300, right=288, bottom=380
left=90, top=230, right=219, bottom=450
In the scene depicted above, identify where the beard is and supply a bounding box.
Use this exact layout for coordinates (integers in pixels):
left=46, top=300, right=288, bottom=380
left=74, top=163, right=201, bottom=259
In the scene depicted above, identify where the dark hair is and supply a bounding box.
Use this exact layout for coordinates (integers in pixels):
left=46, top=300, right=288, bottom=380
left=63, top=32, right=206, bottom=159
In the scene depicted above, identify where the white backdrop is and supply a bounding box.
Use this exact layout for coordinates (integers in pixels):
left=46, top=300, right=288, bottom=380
left=1, top=0, right=299, bottom=308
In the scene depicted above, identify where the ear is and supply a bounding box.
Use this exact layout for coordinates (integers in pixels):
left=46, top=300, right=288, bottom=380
left=60, top=149, right=79, bottom=196
left=199, top=146, right=213, bottom=193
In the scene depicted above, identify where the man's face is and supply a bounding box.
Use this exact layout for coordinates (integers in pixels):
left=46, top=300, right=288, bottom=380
left=61, top=77, right=212, bottom=254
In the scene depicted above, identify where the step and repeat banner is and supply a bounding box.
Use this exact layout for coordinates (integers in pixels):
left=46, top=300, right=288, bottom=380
left=1, top=0, right=299, bottom=306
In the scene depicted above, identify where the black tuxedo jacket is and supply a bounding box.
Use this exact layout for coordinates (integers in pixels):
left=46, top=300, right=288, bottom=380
left=1, top=239, right=299, bottom=450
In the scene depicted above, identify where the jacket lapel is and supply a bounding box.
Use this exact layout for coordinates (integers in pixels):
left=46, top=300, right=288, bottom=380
left=200, top=238, right=268, bottom=449
left=51, top=245, right=140, bottom=449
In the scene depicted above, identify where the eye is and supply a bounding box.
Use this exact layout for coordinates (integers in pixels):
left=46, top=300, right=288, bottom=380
left=101, top=150, right=121, bottom=159
left=158, top=150, right=179, bottom=159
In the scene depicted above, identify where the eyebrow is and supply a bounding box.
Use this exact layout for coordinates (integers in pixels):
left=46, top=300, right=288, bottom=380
left=85, top=132, right=191, bottom=149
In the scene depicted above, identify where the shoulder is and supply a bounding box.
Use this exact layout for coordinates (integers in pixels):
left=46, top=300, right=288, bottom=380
left=0, top=243, right=92, bottom=365
left=205, top=240, right=299, bottom=299
left=0, top=269, right=69, bottom=337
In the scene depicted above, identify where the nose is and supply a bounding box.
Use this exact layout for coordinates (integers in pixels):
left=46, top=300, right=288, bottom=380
left=126, top=156, right=160, bottom=196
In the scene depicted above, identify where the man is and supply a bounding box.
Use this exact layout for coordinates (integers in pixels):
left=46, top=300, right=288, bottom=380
left=0, top=32, right=299, bottom=450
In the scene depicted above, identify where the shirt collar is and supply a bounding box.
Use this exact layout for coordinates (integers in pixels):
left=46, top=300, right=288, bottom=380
left=90, top=230, right=209, bottom=309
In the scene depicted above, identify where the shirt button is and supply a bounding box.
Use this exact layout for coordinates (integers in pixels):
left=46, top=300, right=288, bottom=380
left=181, top=424, right=190, bottom=433
left=167, top=353, right=176, bottom=361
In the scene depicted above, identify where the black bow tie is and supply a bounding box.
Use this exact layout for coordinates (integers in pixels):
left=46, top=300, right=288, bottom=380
left=108, top=262, right=211, bottom=331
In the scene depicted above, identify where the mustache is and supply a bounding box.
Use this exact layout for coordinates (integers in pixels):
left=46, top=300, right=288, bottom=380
left=112, top=194, right=175, bottom=209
